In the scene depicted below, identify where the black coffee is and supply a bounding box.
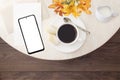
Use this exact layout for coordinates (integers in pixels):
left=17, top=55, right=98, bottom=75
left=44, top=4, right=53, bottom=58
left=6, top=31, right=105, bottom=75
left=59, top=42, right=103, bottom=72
left=58, top=24, right=77, bottom=43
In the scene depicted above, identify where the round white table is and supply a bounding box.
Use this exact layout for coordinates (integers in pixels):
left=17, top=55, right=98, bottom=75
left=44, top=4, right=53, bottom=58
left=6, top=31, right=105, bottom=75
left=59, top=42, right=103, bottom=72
left=0, top=0, right=120, bottom=60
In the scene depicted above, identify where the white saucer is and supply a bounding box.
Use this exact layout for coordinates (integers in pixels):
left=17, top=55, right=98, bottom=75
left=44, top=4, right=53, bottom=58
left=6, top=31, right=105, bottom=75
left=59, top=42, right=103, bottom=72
left=45, top=15, right=87, bottom=53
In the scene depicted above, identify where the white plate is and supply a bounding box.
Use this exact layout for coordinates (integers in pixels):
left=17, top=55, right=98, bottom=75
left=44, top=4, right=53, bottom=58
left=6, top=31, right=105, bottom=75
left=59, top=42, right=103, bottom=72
left=45, top=16, right=87, bottom=53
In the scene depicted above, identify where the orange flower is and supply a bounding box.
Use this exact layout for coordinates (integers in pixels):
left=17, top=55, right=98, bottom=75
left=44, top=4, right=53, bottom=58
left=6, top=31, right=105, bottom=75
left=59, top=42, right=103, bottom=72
left=49, top=1, right=64, bottom=16
left=48, top=0, right=92, bottom=17
left=77, top=0, right=91, bottom=14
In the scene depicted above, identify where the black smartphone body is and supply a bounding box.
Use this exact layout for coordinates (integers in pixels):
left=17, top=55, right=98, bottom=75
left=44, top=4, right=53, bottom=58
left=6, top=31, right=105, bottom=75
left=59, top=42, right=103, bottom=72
left=18, top=15, right=45, bottom=54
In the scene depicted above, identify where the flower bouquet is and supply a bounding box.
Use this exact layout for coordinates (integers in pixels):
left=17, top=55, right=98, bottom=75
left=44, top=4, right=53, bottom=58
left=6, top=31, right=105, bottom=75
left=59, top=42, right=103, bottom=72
left=48, top=0, right=92, bottom=17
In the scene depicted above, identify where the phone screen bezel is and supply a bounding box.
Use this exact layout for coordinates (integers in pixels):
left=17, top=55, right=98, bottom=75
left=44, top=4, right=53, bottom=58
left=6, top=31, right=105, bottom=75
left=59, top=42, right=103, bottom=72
left=18, top=14, right=45, bottom=54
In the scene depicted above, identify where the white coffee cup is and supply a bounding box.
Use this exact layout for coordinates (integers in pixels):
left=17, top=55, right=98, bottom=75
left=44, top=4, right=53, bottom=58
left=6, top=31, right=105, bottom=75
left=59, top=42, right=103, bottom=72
left=95, top=6, right=119, bottom=22
left=56, top=23, right=80, bottom=45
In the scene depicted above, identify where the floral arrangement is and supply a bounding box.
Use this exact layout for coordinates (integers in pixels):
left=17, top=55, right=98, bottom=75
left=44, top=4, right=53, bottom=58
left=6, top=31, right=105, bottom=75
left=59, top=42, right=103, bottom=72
left=48, top=0, right=92, bottom=17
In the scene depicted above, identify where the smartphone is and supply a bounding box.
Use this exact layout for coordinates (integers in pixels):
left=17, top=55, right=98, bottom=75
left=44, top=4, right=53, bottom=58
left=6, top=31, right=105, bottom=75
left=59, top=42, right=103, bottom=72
left=18, top=15, right=45, bottom=54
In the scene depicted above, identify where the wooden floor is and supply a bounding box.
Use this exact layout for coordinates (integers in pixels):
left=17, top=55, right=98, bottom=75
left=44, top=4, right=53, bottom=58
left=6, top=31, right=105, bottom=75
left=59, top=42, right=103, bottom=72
left=0, top=29, right=120, bottom=80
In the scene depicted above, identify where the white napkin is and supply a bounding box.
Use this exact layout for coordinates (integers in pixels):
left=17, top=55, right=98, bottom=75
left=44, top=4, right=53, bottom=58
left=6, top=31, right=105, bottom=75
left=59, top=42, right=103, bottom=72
left=13, top=3, right=41, bottom=46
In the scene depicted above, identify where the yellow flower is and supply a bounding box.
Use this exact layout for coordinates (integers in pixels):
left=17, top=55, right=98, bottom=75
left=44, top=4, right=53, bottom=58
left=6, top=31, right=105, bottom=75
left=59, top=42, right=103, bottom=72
left=62, top=0, right=80, bottom=17
left=48, top=0, right=92, bottom=17
left=77, top=0, right=91, bottom=14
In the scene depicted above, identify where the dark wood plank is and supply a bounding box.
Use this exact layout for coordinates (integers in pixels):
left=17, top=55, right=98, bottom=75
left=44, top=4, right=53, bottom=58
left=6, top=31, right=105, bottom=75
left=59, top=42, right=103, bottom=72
left=0, top=42, right=120, bottom=71
left=0, top=38, right=5, bottom=44
left=0, top=72, right=120, bottom=80
left=109, top=29, right=120, bottom=43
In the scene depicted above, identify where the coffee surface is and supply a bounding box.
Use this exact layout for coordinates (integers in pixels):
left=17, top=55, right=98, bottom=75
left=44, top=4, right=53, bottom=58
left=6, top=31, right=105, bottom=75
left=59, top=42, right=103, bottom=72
left=58, top=24, right=77, bottom=43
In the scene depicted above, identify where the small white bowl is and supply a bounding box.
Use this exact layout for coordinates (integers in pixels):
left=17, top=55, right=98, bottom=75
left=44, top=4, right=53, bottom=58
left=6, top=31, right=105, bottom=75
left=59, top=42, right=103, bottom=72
left=95, top=6, right=118, bottom=22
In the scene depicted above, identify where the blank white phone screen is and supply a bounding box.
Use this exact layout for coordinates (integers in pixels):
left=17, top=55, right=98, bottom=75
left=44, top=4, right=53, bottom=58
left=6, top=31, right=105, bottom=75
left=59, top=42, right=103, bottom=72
left=19, top=15, right=44, bottom=53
